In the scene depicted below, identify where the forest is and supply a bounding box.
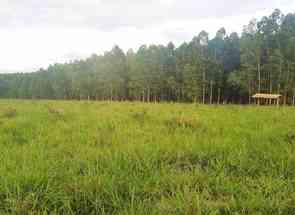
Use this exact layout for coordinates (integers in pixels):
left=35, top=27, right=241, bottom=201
left=0, top=9, right=295, bottom=104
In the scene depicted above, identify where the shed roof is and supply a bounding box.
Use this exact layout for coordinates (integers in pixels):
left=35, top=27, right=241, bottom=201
left=252, top=93, right=281, bottom=99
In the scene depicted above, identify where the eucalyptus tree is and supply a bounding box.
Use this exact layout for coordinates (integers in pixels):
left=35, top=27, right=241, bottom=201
left=197, top=31, right=209, bottom=104
left=0, top=9, right=294, bottom=105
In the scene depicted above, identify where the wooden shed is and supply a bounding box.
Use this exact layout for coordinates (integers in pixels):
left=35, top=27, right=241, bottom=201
left=252, top=93, right=281, bottom=106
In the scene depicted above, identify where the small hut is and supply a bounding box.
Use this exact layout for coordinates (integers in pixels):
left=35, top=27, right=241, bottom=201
left=252, top=93, right=281, bottom=106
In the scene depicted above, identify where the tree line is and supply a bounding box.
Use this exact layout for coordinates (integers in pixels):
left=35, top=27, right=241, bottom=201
left=1, top=9, right=295, bottom=104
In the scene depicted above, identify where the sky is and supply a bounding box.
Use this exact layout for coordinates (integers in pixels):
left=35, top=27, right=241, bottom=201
left=0, top=0, right=294, bottom=73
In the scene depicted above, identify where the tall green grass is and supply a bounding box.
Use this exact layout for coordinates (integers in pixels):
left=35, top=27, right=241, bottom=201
left=0, top=100, right=295, bottom=214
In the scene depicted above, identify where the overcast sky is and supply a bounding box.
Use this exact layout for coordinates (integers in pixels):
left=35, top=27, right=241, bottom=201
left=0, top=0, right=294, bottom=73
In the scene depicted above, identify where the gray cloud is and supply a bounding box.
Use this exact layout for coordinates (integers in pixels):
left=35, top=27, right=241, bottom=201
left=1, top=0, right=293, bottom=30
left=0, top=0, right=294, bottom=72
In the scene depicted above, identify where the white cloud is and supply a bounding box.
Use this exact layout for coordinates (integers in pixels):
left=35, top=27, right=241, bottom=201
left=0, top=0, right=294, bottom=72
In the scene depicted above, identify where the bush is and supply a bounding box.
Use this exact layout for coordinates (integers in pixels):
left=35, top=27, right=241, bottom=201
left=2, top=108, right=17, bottom=119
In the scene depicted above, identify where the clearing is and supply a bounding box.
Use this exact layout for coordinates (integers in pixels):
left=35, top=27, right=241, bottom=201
left=0, top=100, right=295, bottom=214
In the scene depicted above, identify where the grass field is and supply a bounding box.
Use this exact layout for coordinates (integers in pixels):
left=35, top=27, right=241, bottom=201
left=0, top=100, right=295, bottom=214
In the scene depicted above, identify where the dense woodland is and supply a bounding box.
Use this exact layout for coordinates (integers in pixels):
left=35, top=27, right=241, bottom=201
left=1, top=9, right=295, bottom=104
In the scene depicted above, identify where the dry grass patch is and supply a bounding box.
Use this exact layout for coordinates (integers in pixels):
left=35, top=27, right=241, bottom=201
left=2, top=108, right=17, bottom=119
left=166, top=116, right=200, bottom=130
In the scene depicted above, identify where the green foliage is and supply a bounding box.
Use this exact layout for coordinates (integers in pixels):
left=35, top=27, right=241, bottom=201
left=1, top=10, right=295, bottom=104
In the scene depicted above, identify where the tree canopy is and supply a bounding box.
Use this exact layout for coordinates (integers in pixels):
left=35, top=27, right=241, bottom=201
left=1, top=9, right=295, bottom=104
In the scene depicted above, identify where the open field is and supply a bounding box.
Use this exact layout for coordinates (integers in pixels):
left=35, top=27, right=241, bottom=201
left=0, top=100, right=295, bottom=214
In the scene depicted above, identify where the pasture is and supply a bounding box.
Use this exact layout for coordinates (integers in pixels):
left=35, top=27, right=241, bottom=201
left=0, top=100, right=295, bottom=214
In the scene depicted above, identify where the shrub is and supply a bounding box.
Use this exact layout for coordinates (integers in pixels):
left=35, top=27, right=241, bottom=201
left=166, top=117, right=200, bottom=130
left=48, top=107, right=65, bottom=116
left=2, top=108, right=17, bottom=119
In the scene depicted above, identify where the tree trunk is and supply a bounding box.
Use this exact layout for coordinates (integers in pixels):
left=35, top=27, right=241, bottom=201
left=110, top=84, right=113, bottom=102
left=202, top=83, right=206, bottom=104
left=217, top=88, right=221, bottom=105
left=177, top=88, right=181, bottom=103
left=257, top=61, right=261, bottom=105
left=147, top=87, right=150, bottom=103
left=284, top=62, right=290, bottom=106
left=248, top=80, right=251, bottom=105
left=209, top=80, right=213, bottom=104
left=181, top=86, right=185, bottom=102
left=202, top=68, right=206, bottom=104
left=278, top=58, right=283, bottom=94
left=142, top=89, right=145, bottom=102
left=154, top=95, right=157, bottom=103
